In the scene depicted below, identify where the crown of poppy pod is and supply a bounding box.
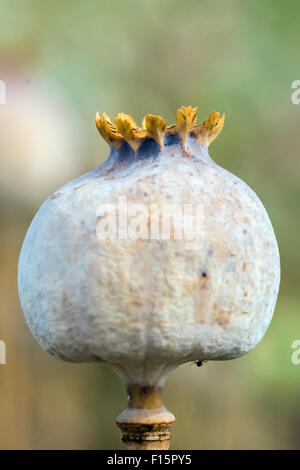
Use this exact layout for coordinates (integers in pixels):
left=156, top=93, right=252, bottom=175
left=95, top=106, right=225, bottom=153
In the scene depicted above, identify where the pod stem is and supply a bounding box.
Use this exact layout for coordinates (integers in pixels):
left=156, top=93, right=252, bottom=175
left=116, top=384, right=175, bottom=450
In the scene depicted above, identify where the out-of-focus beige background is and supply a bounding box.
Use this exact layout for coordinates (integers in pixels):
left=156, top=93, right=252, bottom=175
left=0, top=0, right=299, bottom=449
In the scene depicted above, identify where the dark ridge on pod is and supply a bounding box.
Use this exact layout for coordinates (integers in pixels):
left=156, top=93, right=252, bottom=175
left=136, top=139, right=160, bottom=161
left=163, top=134, right=182, bottom=147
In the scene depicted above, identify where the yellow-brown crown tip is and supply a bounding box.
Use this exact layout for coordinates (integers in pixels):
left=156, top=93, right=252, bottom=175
left=95, top=107, right=225, bottom=152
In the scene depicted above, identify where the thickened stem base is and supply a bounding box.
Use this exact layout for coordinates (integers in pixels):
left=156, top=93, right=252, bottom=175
left=116, top=384, right=175, bottom=450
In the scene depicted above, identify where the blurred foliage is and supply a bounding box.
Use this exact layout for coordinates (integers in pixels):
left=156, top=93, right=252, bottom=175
left=0, top=0, right=299, bottom=449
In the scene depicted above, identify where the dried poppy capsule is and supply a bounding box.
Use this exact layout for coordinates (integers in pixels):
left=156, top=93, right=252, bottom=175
left=18, top=106, right=280, bottom=449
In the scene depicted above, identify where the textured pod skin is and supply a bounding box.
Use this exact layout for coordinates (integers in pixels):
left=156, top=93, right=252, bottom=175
left=18, top=124, right=280, bottom=387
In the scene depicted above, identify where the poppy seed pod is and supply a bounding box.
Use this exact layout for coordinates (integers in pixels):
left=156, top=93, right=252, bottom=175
left=18, top=106, right=280, bottom=449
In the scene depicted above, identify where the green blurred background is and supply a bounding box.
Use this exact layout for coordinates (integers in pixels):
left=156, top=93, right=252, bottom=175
left=0, top=0, right=299, bottom=449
